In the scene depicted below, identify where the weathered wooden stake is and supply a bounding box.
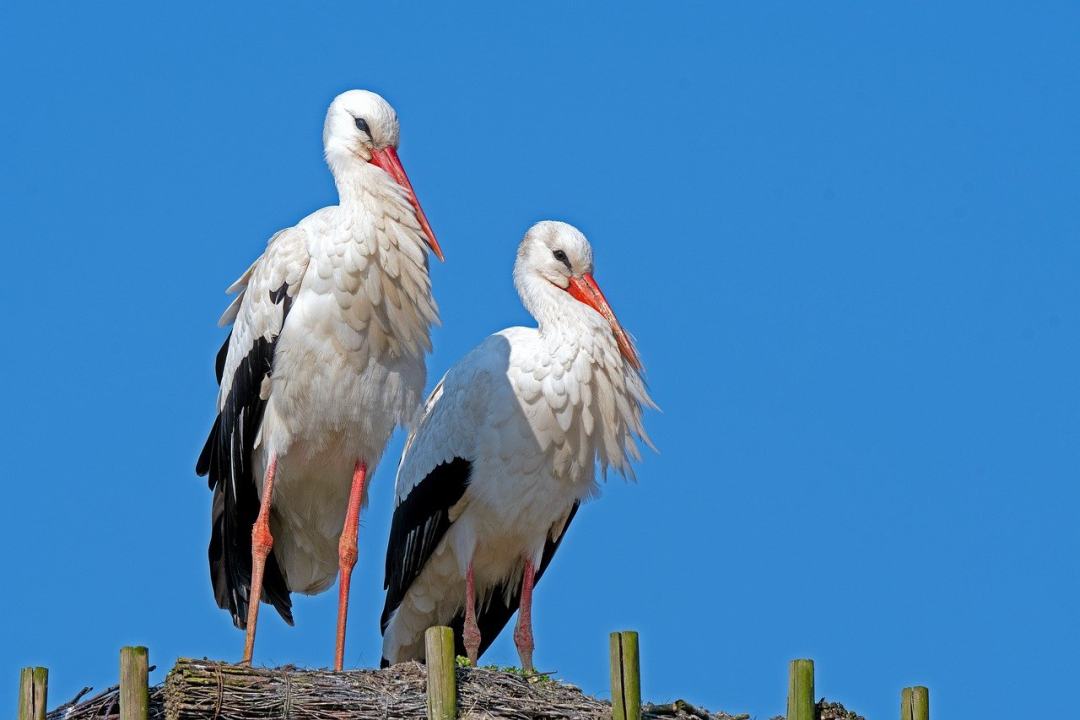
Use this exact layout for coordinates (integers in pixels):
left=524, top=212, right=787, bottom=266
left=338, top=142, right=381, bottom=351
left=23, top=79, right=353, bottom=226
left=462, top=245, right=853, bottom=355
left=786, top=659, right=814, bottom=720
left=609, top=631, right=641, bottom=720
left=120, top=646, right=149, bottom=720
left=901, top=686, right=929, bottom=720
left=18, top=667, right=47, bottom=720
left=911, top=686, right=929, bottom=720
left=425, top=626, right=456, bottom=720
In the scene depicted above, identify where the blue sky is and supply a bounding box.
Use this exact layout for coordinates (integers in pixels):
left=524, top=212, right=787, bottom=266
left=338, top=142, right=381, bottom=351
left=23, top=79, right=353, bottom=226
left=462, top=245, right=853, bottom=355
left=2, top=2, right=1078, bottom=717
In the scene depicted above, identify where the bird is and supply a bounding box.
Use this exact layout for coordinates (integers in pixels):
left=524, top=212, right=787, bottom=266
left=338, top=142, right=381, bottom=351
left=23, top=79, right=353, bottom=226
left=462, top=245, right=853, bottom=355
left=195, top=89, right=443, bottom=670
left=380, top=220, right=654, bottom=672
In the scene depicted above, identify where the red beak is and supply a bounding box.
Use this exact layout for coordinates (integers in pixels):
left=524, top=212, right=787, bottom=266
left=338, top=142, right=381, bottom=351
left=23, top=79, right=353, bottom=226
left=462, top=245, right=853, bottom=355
left=566, top=273, right=642, bottom=370
left=368, top=147, right=444, bottom=262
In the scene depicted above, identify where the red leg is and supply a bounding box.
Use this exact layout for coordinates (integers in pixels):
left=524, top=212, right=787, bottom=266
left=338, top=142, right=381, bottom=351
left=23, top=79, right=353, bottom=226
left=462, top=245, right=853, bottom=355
left=513, top=558, right=536, bottom=673
left=462, top=560, right=481, bottom=665
left=242, top=454, right=278, bottom=665
left=334, top=460, right=367, bottom=671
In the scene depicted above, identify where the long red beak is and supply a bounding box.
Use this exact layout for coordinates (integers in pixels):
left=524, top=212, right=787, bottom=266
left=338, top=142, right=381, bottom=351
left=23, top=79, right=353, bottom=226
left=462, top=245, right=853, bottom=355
left=368, top=147, right=444, bottom=262
left=567, top=273, right=642, bottom=370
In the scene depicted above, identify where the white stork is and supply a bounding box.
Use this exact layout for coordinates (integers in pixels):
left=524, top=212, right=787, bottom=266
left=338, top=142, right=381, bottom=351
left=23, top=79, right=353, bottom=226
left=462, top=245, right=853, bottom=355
left=380, top=221, right=654, bottom=672
left=195, top=89, right=443, bottom=670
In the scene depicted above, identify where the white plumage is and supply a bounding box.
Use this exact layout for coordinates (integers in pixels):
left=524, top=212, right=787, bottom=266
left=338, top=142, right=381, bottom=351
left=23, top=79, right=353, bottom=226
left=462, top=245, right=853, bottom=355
left=197, top=89, right=442, bottom=669
left=380, top=221, right=654, bottom=670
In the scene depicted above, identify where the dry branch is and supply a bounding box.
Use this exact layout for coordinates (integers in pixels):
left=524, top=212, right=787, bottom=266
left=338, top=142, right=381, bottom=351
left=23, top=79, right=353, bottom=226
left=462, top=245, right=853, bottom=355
left=46, top=681, right=166, bottom=720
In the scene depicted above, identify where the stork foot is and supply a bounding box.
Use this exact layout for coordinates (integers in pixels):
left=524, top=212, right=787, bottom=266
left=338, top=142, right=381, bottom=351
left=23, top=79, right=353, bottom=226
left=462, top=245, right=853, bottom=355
left=513, top=626, right=534, bottom=675
left=463, top=620, right=481, bottom=666
left=513, top=558, right=536, bottom=674
left=463, top=560, right=481, bottom=665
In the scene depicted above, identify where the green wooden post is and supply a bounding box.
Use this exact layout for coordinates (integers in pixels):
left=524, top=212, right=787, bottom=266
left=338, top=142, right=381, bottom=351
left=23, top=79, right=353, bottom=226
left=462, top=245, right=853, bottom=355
left=424, top=626, right=456, bottom=720
left=120, top=647, right=149, bottom=720
left=912, top=686, right=929, bottom=720
left=786, top=659, right=814, bottom=720
left=902, top=686, right=929, bottom=720
left=609, top=631, right=641, bottom=720
left=18, top=667, right=47, bottom=720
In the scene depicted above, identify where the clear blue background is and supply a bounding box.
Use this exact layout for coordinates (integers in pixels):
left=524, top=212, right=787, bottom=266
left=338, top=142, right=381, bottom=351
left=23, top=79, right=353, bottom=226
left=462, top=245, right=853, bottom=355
left=2, top=2, right=1077, bottom=718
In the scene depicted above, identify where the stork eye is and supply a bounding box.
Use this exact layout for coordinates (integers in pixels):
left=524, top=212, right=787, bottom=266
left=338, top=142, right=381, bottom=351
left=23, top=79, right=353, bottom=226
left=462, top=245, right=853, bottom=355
left=552, top=249, right=571, bottom=270
left=354, top=117, right=371, bottom=135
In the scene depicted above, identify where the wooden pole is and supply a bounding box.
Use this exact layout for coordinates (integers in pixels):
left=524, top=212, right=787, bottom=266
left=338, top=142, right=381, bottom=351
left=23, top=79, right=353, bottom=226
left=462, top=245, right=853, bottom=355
left=18, top=667, right=47, bottom=720
left=902, top=686, right=929, bottom=720
left=609, top=631, right=641, bottom=720
left=911, top=686, right=929, bottom=720
left=120, top=646, right=149, bottom=720
left=786, top=659, right=814, bottom=720
left=424, top=626, right=456, bottom=720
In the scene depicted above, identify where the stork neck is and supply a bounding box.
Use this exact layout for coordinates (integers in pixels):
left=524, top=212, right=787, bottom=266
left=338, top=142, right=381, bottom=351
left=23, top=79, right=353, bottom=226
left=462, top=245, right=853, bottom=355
left=331, top=161, right=378, bottom=211
left=330, top=160, right=423, bottom=251
left=515, top=271, right=600, bottom=343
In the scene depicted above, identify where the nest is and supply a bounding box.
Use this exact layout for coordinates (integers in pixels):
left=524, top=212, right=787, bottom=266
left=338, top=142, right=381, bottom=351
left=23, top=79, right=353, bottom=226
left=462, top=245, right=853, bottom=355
left=766, top=701, right=866, bottom=720
left=47, top=680, right=166, bottom=720
left=45, top=658, right=856, bottom=720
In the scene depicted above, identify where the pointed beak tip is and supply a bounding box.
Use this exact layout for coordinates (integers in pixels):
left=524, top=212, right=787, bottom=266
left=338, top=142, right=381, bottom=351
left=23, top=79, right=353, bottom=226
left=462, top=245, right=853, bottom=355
left=369, top=147, right=443, bottom=262
left=569, top=273, right=642, bottom=371
left=424, top=230, right=445, bottom=262
left=620, top=335, right=643, bottom=372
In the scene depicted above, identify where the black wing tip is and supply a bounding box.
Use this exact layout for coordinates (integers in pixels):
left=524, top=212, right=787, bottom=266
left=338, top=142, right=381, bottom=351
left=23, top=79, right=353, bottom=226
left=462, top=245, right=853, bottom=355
left=220, top=578, right=294, bottom=629
left=195, top=419, right=218, bottom=478
left=380, top=657, right=391, bottom=669
left=214, top=331, right=232, bottom=384
left=208, top=482, right=293, bottom=633
left=227, top=599, right=294, bottom=629
left=381, top=458, right=473, bottom=634
left=379, top=585, right=402, bottom=635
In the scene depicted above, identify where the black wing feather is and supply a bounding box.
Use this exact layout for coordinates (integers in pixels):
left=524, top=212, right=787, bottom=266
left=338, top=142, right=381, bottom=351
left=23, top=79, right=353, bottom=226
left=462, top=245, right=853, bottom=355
left=447, top=501, right=579, bottom=661
left=213, top=330, right=231, bottom=385
left=380, top=458, right=473, bottom=635
left=196, top=284, right=294, bottom=628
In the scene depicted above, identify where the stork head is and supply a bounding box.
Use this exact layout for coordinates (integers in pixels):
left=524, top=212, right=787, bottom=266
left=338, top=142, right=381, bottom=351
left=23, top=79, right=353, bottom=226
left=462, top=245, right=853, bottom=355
left=323, top=90, right=442, bottom=260
left=516, top=221, right=641, bottom=370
